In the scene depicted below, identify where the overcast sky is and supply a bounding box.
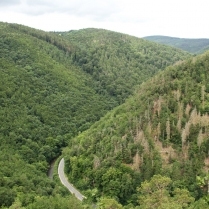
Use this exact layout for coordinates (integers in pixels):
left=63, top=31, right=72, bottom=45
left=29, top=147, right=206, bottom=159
left=0, top=0, right=208, bottom=38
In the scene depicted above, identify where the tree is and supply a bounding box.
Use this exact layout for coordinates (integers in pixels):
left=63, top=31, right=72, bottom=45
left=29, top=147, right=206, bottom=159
left=0, top=187, right=16, bottom=207
left=9, top=198, right=25, bottom=209
left=172, top=188, right=194, bottom=208
left=189, top=197, right=209, bottom=209
left=197, top=174, right=209, bottom=195
left=97, top=198, right=123, bottom=209
left=137, top=175, right=172, bottom=209
left=101, top=167, right=122, bottom=198
left=137, top=175, right=194, bottom=209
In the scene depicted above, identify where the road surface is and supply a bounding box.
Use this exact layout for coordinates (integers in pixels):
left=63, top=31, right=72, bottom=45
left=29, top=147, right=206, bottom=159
left=48, top=159, right=56, bottom=179
left=58, top=158, right=86, bottom=201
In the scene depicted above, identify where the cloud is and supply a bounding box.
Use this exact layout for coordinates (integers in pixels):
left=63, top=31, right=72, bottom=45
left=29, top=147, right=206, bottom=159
left=7, top=0, right=119, bottom=22
left=0, top=0, right=209, bottom=38
left=0, top=0, right=21, bottom=6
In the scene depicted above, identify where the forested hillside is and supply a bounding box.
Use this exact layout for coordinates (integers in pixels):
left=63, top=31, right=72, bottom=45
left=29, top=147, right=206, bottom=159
left=0, top=22, right=193, bottom=208
left=144, top=35, right=209, bottom=54
left=64, top=51, right=209, bottom=208
left=0, top=22, right=114, bottom=208
left=58, top=29, right=190, bottom=103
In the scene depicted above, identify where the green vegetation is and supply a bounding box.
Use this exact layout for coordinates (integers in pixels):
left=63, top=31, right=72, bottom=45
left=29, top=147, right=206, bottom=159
left=144, top=35, right=209, bottom=54
left=58, top=28, right=190, bottom=103
left=64, top=51, right=209, bottom=207
left=0, top=22, right=114, bottom=208
left=137, top=174, right=195, bottom=209
left=0, top=21, right=207, bottom=208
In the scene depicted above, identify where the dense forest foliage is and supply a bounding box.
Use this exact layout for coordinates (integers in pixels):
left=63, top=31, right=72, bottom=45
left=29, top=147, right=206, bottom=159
left=0, top=21, right=206, bottom=208
left=144, top=35, right=209, bottom=54
left=58, top=28, right=190, bottom=103
left=0, top=22, right=115, bottom=208
left=64, top=51, right=209, bottom=208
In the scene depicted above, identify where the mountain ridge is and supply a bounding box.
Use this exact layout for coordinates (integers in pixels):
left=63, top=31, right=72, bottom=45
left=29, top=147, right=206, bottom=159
left=143, top=35, right=209, bottom=54
left=58, top=28, right=191, bottom=103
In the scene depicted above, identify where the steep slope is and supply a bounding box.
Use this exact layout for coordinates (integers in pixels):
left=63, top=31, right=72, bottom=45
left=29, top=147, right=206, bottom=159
left=64, top=51, right=209, bottom=206
left=0, top=22, right=114, bottom=208
left=58, top=28, right=191, bottom=103
left=144, top=35, right=209, bottom=54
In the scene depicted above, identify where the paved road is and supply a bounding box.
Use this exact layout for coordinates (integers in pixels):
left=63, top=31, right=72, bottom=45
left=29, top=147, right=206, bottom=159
left=58, top=158, right=86, bottom=201
left=48, top=159, right=56, bottom=179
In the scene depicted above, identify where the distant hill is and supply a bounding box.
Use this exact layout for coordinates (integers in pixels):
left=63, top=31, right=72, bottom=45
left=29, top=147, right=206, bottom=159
left=64, top=51, right=209, bottom=206
left=143, top=35, right=209, bottom=54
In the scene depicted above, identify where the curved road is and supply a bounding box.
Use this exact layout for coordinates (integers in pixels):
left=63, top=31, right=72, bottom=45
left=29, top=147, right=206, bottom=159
left=58, top=158, right=86, bottom=201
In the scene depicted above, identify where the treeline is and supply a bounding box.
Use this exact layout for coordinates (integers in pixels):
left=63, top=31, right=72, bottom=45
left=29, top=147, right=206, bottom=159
left=8, top=23, right=74, bottom=54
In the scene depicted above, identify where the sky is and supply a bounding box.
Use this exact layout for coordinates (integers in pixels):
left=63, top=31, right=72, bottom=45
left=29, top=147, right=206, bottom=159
left=0, top=0, right=209, bottom=38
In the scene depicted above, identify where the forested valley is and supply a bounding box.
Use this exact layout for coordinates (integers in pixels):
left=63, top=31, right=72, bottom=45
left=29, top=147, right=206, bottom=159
left=0, top=21, right=208, bottom=208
